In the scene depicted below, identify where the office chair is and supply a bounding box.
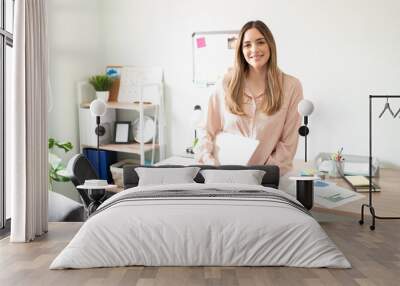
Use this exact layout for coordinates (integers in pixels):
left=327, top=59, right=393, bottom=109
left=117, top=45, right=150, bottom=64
left=66, top=154, right=113, bottom=218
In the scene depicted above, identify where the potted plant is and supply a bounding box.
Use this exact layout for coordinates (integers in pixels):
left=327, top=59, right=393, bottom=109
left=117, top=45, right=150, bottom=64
left=88, top=74, right=114, bottom=102
left=48, top=138, right=73, bottom=192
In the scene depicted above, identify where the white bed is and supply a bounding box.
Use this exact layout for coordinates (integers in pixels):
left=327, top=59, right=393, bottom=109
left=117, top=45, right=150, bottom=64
left=50, top=183, right=351, bottom=269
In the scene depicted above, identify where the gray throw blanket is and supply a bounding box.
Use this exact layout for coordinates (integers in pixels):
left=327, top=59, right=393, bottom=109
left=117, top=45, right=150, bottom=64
left=92, top=189, right=311, bottom=218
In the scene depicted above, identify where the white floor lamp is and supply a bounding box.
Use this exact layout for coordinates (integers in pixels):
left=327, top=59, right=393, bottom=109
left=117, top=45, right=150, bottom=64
left=298, top=99, right=314, bottom=162
left=186, top=105, right=203, bottom=154
left=90, top=99, right=107, bottom=176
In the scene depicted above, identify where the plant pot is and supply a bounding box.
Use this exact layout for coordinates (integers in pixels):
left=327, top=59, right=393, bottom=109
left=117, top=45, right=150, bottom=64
left=96, top=91, right=109, bottom=102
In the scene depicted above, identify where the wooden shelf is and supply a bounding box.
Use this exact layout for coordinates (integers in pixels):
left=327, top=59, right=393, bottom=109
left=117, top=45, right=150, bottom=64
left=81, top=143, right=159, bottom=155
left=80, top=101, right=157, bottom=111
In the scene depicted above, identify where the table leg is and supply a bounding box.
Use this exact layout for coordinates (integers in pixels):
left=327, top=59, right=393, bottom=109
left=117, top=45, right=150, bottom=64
left=296, top=180, right=314, bottom=210
left=87, top=189, right=106, bottom=215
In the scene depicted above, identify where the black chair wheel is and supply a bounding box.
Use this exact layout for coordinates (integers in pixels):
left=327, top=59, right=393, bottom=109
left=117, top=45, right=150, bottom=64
left=358, top=220, right=364, bottom=225
left=370, top=225, right=375, bottom=231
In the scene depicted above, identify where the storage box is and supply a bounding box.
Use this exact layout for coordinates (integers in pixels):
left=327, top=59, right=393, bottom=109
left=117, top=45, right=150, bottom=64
left=110, top=159, right=140, bottom=187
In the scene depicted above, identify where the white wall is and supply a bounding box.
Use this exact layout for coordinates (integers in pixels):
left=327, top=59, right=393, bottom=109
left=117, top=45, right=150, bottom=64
left=98, top=0, right=400, bottom=166
left=48, top=0, right=103, bottom=200
left=49, top=0, right=400, bottom=201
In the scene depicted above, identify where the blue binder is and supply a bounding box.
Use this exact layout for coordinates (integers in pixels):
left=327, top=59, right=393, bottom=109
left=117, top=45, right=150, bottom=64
left=83, top=148, right=117, bottom=183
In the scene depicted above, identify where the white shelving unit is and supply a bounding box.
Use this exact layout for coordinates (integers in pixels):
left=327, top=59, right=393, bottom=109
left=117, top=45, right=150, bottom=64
left=77, top=81, right=166, bottom=165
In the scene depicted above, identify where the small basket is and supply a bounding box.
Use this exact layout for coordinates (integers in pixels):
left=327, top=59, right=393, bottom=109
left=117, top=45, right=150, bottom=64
left=110, top=159, right=139, bottom=187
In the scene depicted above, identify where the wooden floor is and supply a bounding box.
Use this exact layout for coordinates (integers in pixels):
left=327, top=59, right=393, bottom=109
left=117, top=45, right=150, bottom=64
left=1, top=220, right=400, bottom=286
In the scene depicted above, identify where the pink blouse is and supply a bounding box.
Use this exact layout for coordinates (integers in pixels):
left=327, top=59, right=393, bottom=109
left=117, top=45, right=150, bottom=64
left=195, top=73, right=303, bottom=175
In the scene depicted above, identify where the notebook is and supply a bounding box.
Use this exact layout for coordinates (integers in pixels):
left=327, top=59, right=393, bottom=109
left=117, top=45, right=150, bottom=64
left=344, top=175, right=381, bottom=192
left=214, top=133, right=259, bottom=165
left=345, top=176, right=370, bottom=186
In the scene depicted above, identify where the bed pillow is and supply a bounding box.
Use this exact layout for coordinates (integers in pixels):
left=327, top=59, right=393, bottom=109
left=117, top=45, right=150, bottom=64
left=135, top=167, right=201, bottom=186
left=200, top=169, right=266, bottom=185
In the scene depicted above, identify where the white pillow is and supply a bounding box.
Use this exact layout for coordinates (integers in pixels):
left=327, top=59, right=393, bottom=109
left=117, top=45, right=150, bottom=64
left=200, top=169, right=266, bottom=185
left=135, top=167, right=201, bottom=186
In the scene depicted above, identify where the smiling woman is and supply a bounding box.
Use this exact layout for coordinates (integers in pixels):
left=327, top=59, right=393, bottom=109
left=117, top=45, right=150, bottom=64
left=195, top=20, right=303, bottom=175
left=242, top=29, right=270, bottom=71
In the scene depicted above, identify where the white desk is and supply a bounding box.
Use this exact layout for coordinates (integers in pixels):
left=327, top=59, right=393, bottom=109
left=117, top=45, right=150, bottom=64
left=156, top=154, right=196, bottom=166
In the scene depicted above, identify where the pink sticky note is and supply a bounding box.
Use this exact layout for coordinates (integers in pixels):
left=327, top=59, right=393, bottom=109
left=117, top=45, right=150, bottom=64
left=196, top=37, right=206, bottom=48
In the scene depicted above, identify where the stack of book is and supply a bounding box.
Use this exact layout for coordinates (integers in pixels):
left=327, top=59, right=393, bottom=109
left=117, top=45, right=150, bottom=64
left=343, top=175, right=381, bottom=192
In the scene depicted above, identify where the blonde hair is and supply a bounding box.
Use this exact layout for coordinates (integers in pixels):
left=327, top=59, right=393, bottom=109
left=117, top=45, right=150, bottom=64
left=225, top=20, right=283, bottom=116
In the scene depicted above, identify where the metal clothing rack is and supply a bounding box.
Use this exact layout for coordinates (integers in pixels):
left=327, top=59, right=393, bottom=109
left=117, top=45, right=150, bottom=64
left=359, top=95, right=400, bottom=230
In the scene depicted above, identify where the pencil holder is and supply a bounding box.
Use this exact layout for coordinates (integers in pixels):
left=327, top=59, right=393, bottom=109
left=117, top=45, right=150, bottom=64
left=328, top=160, right=344, bottom=178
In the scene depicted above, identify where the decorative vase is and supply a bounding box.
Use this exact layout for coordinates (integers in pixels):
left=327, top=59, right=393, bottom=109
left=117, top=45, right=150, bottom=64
left=96, top=91, right=109, bottom=102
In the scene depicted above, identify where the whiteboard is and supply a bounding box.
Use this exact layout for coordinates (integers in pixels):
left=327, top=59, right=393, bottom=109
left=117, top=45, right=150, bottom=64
left=192, top=30, right=239, bottom=87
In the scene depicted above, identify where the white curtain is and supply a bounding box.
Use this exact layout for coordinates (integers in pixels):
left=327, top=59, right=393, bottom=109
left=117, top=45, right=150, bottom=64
left=9, top=0, right=48, bottom=242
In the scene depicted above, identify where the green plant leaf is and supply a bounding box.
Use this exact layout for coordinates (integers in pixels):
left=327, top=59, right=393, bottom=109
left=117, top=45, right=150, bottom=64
left=48, top=137, right=73, bottom=185
left=48, top=138, right=55, bottom=149
left=89, top=74, right=114, bottom=91
left=50, top=172, right=70, bottom=182
left=49, top=166, right=70, bottom=182
left=55, top=141, right=73, bottom=153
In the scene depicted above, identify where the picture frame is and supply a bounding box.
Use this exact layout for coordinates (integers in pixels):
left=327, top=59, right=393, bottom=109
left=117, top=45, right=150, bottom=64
left=114, top=121, right=131, bottom=144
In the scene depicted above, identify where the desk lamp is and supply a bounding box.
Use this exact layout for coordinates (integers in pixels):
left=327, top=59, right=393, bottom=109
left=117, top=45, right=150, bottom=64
left=90, top=99, right=107, bottom=176
left=298, top=99, right=314, bottom=162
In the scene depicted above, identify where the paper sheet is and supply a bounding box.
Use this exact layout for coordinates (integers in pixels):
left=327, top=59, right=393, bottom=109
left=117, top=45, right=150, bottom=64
left=214, top=133, right=259, bottom=165
left=280, top=175, right=364, bottom=209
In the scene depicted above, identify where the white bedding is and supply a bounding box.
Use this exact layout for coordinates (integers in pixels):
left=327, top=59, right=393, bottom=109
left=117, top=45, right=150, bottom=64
left=50, top=183, right=351, bottom=269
